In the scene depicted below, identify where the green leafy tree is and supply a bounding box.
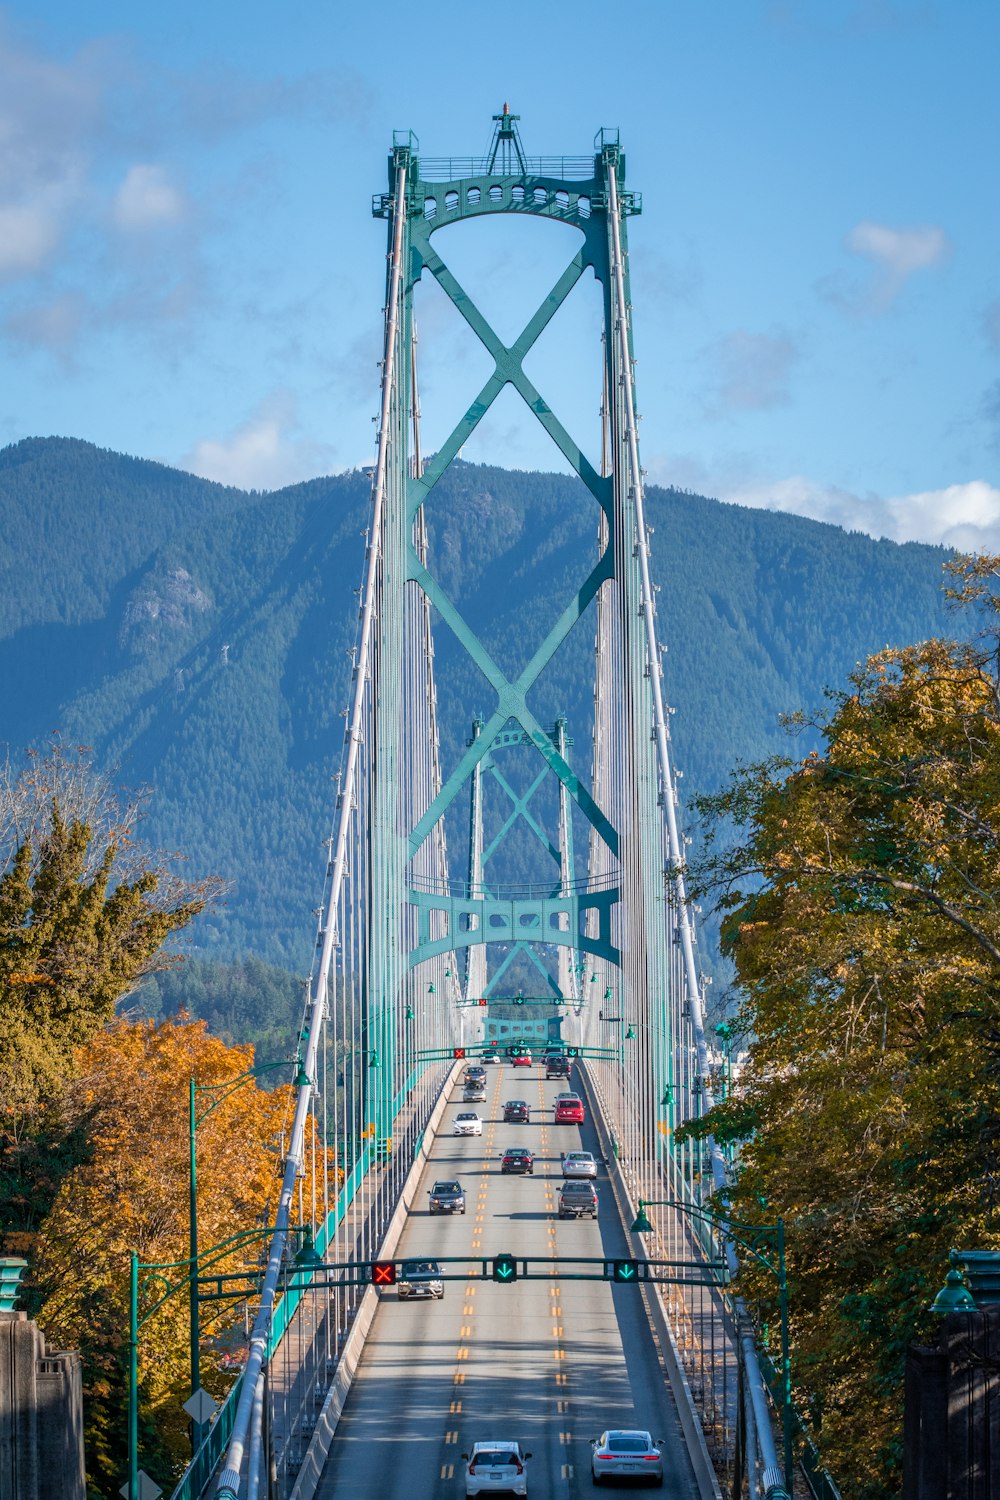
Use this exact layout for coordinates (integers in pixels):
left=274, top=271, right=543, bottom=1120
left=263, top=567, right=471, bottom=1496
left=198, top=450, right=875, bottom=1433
left=0, top=744, right=221, bottom=1239
left=686, top=557, right=1000, bottom=1497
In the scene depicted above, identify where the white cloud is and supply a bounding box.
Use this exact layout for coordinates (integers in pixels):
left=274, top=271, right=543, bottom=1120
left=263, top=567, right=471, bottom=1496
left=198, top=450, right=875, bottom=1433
left=847, top=221, right=949, bottom=279
left=0, top=202, right=60, bottom=276
left=113, top=164, right=187, bottom=230
left=821, top=220, right=951, bottom=314
left=721, top=475, right=1000, bottom=551
left=179, top=394, right=336, bottom=491
left=703, top=330, right=800, bottom=414
left=5, top=291, right=85, bottom=356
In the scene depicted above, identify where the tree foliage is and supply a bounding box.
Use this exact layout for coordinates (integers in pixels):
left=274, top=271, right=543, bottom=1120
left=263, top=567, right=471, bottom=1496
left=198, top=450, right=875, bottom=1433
left=0, top=745, right=221, bottom=1238
left=687, top=556, right=1000, bottom=1497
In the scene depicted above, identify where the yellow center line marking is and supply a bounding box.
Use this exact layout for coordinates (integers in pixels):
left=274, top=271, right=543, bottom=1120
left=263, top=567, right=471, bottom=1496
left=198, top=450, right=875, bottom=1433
left=445, top=1431, right=458, bottom=1444
left=557, top=1399, right=569, bottom=1413
left=441, top=1463, right=455, bottom=1479
left=561, top=1464, right=575, bottom=1478
left=457, top=1347, right=470, bottom=1360
left=460, top=1325, right=472, bottom=1337
left=463, top=1304, right=474, bottom=1314
left=450, top=1400, right=463, bottom=1414
left=559, top=1431, right=572, bottom=1444
left=454, top=1372, right=465, bottom=1384
left=555, top=1372, right=567, bottom=1386
left=553, top=1348, right=565, bottom=1360
left=552, top=1325, right=563, bottom=1337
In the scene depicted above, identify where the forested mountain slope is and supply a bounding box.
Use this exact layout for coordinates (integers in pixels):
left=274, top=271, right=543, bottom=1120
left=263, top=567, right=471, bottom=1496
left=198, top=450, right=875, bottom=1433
left=0, top=437, right=951, bottom=970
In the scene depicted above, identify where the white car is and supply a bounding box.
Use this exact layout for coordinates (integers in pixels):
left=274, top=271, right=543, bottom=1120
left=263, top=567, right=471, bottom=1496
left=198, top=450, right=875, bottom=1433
left=561, top=1150, right=597, bottom=1179
left=462, top=1441, right=531, bottom=1497
left=453, top=1111, right=483, bottom=1136
left=591, top=1430, right=664, bottom=1487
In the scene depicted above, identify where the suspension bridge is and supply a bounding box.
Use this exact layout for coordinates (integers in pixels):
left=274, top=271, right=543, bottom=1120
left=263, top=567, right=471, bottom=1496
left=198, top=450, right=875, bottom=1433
left=130, top=110, right=834, bottom=1500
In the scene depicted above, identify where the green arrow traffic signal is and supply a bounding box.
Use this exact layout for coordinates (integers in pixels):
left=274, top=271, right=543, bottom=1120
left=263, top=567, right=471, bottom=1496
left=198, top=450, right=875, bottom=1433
left=612, top=1259, right=640, bottom=1283
left=492, top=1253, right=518, bottom=1284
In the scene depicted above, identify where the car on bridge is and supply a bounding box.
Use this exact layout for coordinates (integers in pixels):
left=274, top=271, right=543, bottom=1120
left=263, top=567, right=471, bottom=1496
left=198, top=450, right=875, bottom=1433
left=590, top=1429, right=664, bottom=1486
left=464, top=1065, right=487, bottom=1085
left=511, top=1050, right=532, bottom=1068
left=397, top=1260, right=445, bottom=1301
left=427, top=1180, right=466, bottom=1214
left=454, top=1112, right=483, bottom=1136
left=554, top=1093, right=585, bottom=1124
left=463, top=1081, right=487, bottom=1102
left=462, top=1441, right=532, bottom=1497
left=560, top=1150, right=597, bottom=1179
left=502, top=1099, right=530, bottom=1123
left=558, top=1180, right=598, bottom=1218
left=500, top=1146, right=534, bottom=1175
left=545, top=1053, right=570, bottom=1079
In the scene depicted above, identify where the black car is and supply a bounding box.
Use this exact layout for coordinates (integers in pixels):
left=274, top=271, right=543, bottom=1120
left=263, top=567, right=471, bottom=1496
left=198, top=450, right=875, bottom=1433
left=428, top=1179, right=466, bottom=1214
left=503, top=1099, right=531, bottom=1124
left=545, top=1054, right=570, bottom=1079
left=501, top=1146, right=535, bottom=1175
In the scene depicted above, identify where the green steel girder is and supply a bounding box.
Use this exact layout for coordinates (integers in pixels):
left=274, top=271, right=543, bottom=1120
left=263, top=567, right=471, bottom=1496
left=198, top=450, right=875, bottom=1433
left=407, top=886, right=620, bottom=969
left=484, top=941, right=561, bottom=997
left=483, top=761, right=557, bottom=869
left=405, top=555, right=616, bottom=858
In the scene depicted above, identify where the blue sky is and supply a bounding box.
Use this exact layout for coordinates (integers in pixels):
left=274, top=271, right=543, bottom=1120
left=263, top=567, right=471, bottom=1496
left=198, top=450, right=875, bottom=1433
left=2, top=0, right=999, bottom=549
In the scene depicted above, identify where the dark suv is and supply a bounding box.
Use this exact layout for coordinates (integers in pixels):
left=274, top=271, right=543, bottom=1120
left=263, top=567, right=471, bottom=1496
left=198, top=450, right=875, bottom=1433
left=545, top=1054, right=570, bottom=1080
left=428, top=1180, right=466, bottom=1215
left=503, top=1100, right=531, bottom=1123
left=558, top=1180, right=598, bottom=1218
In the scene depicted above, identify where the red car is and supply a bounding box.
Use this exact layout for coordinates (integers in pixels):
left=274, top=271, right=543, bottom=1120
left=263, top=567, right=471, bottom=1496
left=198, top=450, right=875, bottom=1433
left=554, top=1093, right=584, bottom=1124
left=512, top=1050, right=532, bottom=1068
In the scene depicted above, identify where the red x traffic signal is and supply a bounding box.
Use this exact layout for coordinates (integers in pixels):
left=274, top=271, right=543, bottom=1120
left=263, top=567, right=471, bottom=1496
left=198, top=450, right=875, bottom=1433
left=371, top=1261, right=397, bottom=1286
left=453, top=1047, right=466, bottom=1059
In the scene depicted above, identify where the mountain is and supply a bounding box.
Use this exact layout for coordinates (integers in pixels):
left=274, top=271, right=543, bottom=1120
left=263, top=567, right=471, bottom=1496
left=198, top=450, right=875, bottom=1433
left=0, top=437, right=952, bottom=974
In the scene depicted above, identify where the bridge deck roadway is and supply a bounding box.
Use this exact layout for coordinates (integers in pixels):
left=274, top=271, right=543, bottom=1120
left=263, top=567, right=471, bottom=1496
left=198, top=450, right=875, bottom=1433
left=314, top=1064, right=701, bottom=1500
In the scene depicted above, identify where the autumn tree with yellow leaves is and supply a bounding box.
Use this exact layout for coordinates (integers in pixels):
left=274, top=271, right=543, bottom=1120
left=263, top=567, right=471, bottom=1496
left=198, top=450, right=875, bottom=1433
left=687, top=556, right=1000, bottom=1498
left=30, top=1015, right=303, bottom=1492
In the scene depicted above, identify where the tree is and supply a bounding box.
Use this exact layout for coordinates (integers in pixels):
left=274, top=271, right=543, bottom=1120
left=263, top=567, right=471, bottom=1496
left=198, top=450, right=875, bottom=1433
left=685, top=557, right=1000, bottom=1497
left=29, top=1015, right=329, bottom=1493
left=0, top=743, right=221, bottom=1237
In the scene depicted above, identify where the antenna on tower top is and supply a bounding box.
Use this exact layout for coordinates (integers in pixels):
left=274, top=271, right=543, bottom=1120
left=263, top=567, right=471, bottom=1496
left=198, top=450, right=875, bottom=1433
left=486, top=104, right=526, bottom=175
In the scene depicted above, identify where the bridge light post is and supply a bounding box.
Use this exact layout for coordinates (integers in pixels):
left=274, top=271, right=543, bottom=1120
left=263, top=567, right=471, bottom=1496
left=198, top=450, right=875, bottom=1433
left=188, top=1060, right=300, bottom=1453
left=631, top=1198, right=792, bottom=1497
left=128, top=1222, right=313, bottom=1500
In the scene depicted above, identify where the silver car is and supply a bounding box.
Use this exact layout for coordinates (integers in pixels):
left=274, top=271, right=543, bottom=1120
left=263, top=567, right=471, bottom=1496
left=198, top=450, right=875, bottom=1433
left=397, top=1259, right=444, bottom=1300
left=561, top=1150, right=597, bottom=1179
left=591, top=1430, right=663, bottom=1487
left=454, top=1111, right=483, bottom=1136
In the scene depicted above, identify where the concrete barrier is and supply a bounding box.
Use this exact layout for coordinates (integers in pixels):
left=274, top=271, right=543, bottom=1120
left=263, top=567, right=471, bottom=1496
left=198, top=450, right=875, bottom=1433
left=577, top=1066, right=723, bottom=1500
left=288, top=1061, right=461, bottom=1500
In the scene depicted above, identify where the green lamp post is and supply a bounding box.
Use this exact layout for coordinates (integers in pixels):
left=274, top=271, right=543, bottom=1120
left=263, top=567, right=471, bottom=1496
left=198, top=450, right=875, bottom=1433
left=631, top=1197, right=792, bottom=1496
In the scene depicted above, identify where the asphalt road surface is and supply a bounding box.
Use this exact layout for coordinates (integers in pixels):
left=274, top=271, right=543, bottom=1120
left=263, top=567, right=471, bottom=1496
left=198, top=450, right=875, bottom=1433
left=314, top=1064, right=701, bottom=1500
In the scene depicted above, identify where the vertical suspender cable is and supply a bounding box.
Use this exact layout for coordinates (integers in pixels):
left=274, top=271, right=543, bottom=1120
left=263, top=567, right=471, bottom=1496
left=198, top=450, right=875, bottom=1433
left=216, top=157, right=407, bottom=1500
